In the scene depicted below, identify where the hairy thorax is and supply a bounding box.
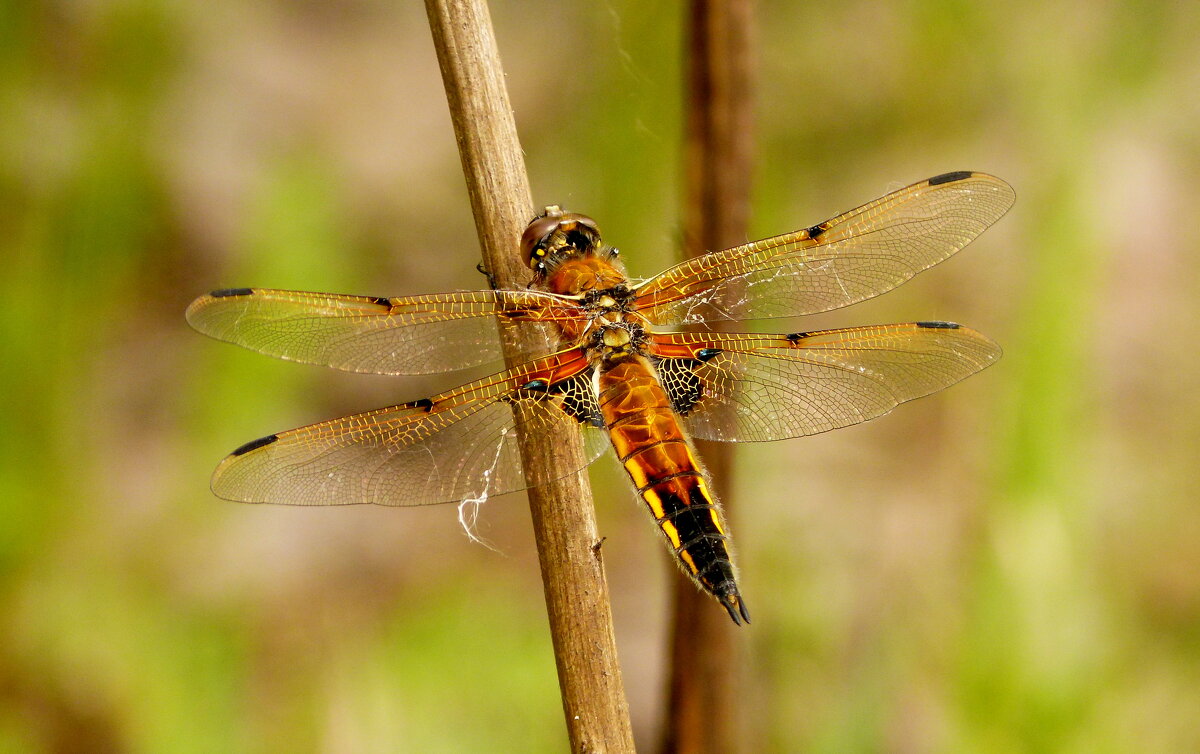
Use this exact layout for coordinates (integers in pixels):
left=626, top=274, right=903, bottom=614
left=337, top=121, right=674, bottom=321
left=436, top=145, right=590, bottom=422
left=542, top=256, right=629, bottom=296
left=540, top=257, right=642, bottom=349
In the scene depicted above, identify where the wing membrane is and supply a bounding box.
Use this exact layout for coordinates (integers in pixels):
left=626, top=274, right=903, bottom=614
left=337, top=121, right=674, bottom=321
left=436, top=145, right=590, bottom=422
left=649, top=323, right=1000, bottom=442
left=185, top=288, right=581, bottom=375
left=210, top=349, right=610, bottom=506
left=634, top=172, right=1014, bottom=324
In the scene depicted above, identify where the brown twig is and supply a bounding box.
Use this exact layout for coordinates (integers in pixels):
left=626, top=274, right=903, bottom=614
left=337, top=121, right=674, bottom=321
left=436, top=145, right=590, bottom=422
left=661, top=0, right=755, bottom=752
left=422, top=1, right=635, bottom=751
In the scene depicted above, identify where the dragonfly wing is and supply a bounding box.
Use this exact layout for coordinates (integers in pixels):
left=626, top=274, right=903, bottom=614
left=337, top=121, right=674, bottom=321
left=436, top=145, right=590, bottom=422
left=210, top=349, right=610, bottom=506
left=634, top=172, right=1014, bottom=324
left=649, top=323, right=1001, bottom=442
left=185, top=287, right=580, bottom=375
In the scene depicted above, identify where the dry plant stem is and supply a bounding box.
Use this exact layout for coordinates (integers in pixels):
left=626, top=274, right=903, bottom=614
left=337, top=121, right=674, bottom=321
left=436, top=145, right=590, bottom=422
left=423, top=1, right=635, bottom=751
left=662, top=0, right=754, bottom=752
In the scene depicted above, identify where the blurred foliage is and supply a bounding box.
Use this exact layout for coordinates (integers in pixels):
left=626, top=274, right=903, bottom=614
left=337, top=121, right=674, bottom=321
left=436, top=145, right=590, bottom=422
left=2, top=0, right=1199, bottom=752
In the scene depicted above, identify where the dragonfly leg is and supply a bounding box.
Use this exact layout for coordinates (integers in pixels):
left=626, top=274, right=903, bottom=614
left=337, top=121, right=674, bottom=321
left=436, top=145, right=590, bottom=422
left=476, top=262, right=499, bottom=290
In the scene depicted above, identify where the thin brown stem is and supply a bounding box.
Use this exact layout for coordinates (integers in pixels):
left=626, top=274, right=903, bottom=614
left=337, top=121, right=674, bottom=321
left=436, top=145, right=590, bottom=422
left=422, top=1, right=635, bottom=751
left=662, top=0, right=755, bottom=752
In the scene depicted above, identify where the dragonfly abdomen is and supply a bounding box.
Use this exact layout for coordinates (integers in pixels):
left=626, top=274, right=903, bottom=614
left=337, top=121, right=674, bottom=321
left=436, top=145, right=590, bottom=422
left=597, top=358, right=750, bottom=624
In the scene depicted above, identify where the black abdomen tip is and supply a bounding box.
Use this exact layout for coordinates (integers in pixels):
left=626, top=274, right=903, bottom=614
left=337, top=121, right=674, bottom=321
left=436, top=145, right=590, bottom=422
left=916, top=320, right=961, bottom=329
left=210, top=288, right=254, bottom=298
left=718, top=592, right=751, bottom=625
left=231, top=434, right=278, bottom=456
left=928, top=171, right=973, bottom=186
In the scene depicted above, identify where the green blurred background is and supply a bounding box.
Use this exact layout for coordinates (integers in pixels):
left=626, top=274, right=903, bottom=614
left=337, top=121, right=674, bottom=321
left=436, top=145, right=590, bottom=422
left=3, top=0, right=1199, bottom=751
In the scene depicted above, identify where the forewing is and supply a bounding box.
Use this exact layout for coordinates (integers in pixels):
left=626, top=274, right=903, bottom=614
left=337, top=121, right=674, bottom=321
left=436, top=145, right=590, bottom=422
left=634, top=172, right=1014, bottom=324
left=210, top=350, right=610, bottom=506
left=185, top=288, right=581, bottom=375
left=649, top=323, right=1001, bottom=443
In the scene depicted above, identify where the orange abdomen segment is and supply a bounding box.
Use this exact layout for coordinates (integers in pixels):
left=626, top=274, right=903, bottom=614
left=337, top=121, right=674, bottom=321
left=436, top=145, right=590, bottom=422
left=598, top=357, right=750, bottom=624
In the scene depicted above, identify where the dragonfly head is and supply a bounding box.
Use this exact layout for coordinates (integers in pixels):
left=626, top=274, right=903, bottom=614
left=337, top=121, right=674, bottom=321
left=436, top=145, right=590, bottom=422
left=522, top=206, right=616, bottom=279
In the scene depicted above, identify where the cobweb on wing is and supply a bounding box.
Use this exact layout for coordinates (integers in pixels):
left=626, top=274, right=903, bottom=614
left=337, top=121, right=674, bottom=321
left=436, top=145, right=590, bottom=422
left=455, top=426, right=512, bottom=552
left=671, top=255, right=863, bottom=327
left=676, top=273, right=750, bottom=326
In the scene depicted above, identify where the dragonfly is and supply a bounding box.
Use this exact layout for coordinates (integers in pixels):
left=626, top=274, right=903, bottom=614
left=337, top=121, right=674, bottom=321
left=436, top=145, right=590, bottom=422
left=187, top=170, right=1014, bottom=625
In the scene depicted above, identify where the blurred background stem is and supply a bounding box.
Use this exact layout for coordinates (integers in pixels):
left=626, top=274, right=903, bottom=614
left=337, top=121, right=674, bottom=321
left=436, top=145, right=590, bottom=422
left=661, top=0, right=754, bottom=752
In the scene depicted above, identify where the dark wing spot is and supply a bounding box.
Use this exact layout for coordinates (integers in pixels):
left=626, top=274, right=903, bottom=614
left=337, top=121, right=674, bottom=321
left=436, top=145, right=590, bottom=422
left=806, top=223, right=827, bottom=240
left=916, top=320, right=961, bottom=329
left=231, top=434, right=278, bottom=456
left=406, top=398, right=435, bottom=412
left=371, top=296, right=392, bottom=307
left=657, top=359, right=705, bottom=416
left=211, top=288, right=254, bottom=298
left=549, top=373, right=604, bottom=428
left=785, top=332, right=807, bottom=343
left=696, top=348, right=721, bottom=362
left=928, top=171, right=973, bottom=186
left=520, top=379, right=549, bottom=392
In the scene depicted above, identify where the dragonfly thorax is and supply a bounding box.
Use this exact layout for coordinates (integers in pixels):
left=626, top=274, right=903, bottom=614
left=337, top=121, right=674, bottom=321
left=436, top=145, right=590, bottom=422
left=602, top=327, right=631, bottom=348
left=581, top=284, right=633, bottom=313
left=592, top=321, right=646, bottom=360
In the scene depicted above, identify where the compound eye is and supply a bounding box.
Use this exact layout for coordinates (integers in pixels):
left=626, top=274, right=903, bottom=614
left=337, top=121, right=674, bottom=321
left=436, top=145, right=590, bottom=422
left=521, top=211, right=565, bottom=267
